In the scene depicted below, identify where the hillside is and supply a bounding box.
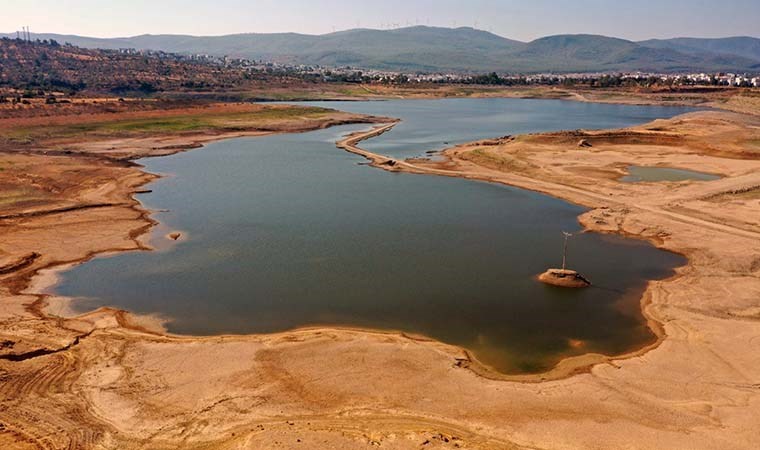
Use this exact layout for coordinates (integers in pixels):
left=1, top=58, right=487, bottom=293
left=5, top=27, right=759, bottom=73
left=639, top=37, right=760, bottom=62
left=507, top=34, right=760, bottom=73
left=0, top=39, right=260, bottom=93
left=3, top=27, right=523, bottom=72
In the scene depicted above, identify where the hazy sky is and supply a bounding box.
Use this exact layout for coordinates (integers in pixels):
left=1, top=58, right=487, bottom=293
left=3, top=0, right=759, bottom=41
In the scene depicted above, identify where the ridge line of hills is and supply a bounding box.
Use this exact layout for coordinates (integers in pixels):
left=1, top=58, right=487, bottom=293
left=3, top=26, right=760, bottom=74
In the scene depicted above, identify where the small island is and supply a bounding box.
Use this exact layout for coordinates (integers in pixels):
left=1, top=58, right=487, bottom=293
left=538, top=268, right=592, bottom=288
left=538, top=232, right=591, bottom=288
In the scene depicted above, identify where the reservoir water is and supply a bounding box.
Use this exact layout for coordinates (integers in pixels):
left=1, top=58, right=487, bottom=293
left=55, top=98, right=691, bottom=373
left=295, top=98, right=699, bottom=159
left=621, top=165, right=721, bottom=183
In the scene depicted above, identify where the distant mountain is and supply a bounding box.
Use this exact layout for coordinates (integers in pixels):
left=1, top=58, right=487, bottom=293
left=638, top=37, right=760, bottom=63
left=4, top=27, right=759, bottom=74
left=508, top=34, right=760, bottom=73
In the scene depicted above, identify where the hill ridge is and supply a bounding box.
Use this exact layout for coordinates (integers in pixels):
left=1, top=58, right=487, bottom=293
left=3, top=26, right=759, bottom=73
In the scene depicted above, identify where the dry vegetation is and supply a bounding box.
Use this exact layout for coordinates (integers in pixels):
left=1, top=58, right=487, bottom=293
left=0, top=39, right=256, bottom=93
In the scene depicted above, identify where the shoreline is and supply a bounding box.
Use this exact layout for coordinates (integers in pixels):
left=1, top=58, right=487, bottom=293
left=335, top=123, right=685, bottom=382
left=10, top=111, right=700, bottom=383
left=235, top=84, right=759, bottom=115
left=35, top=118, right=670, bottom=383
left=1, top=97, right=759, bottom=448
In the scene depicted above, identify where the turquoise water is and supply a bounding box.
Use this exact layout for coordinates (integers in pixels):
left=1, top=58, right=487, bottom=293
left=55, top=99, right=690, bottom=373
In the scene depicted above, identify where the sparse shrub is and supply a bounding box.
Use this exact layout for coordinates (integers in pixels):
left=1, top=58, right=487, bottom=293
left=138, top=82, right=157, bottom=94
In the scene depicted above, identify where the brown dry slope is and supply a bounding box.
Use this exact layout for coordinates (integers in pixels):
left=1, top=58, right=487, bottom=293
left=1, top=104, right=760, bottom=448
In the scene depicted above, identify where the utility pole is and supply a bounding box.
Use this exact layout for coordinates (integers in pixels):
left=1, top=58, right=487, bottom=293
left=561, top=231, right=573, bottom=271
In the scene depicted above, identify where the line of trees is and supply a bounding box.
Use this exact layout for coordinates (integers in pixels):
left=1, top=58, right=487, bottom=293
left=1, top=36, right=62, bottom=47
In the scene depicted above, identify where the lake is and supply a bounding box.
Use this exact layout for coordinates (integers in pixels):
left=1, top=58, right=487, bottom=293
left=55, top=98, right=691, bottom=373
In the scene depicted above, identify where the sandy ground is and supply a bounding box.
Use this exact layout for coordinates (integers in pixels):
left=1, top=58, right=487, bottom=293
left=266, top=84, right=759, bottom=113
left=1, top=98, right=760, bottom=448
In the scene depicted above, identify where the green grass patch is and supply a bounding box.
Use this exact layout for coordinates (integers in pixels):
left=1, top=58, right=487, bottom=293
left=1, top=106, right=333, bottom=145
left=103, top=117, right=208, bottom=133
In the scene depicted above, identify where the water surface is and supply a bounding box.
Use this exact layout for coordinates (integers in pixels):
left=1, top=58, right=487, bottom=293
left=621, top=165, right=721, bottom=183
left=56, top=99, right=690, bottom=373
left=296, top=98, right=698, bottom=159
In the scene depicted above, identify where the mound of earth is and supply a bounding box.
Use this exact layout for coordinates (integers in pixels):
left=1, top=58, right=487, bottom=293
left=538, top=268, right=592, bottom=288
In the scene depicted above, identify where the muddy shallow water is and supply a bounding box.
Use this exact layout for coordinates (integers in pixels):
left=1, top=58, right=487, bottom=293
left=621, top=165, right=721, bottom=183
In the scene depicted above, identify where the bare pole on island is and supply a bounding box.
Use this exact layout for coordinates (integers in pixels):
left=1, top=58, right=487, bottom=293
left=538, top=230, right=590, bottom=288
left=562, top=231, right=573, bottom=271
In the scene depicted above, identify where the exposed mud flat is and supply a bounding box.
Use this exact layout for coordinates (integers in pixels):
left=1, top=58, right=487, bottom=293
left=1, top=103, right=759, bottom=449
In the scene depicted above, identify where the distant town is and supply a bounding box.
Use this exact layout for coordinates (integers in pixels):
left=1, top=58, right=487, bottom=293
left=117, top=45, right=760, bottom=88
left=2, top=36, right=758, bottom=100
